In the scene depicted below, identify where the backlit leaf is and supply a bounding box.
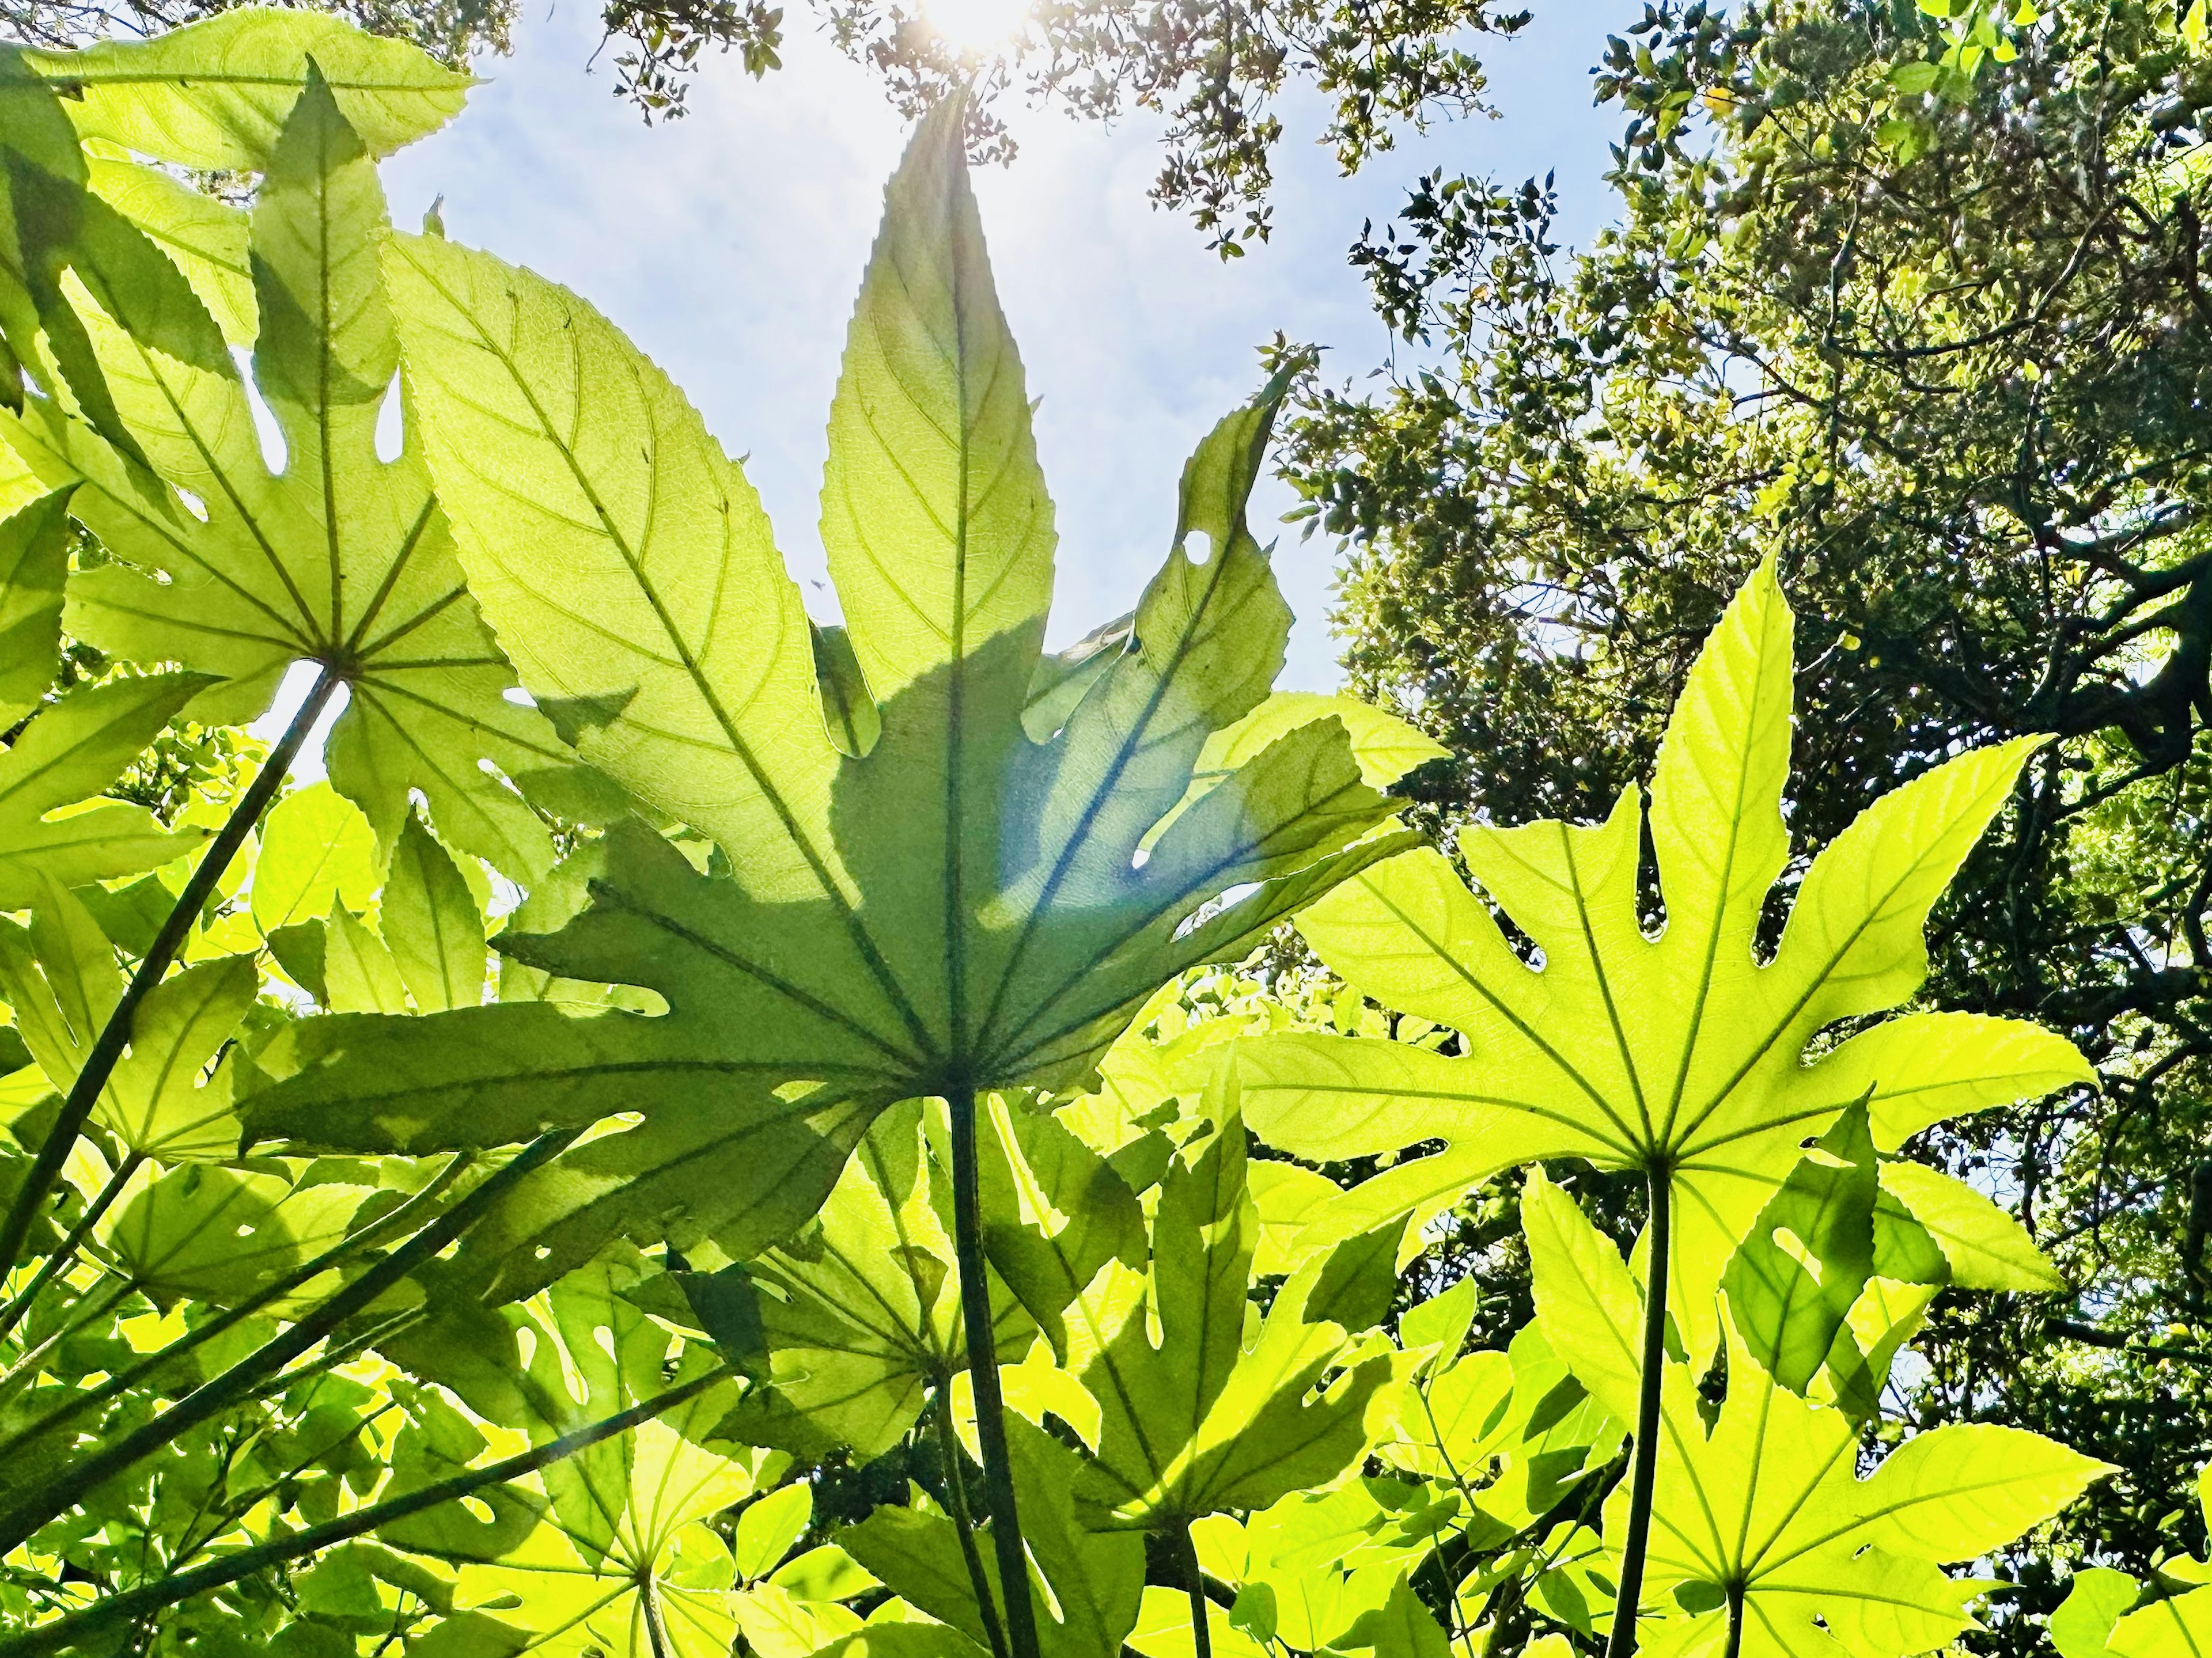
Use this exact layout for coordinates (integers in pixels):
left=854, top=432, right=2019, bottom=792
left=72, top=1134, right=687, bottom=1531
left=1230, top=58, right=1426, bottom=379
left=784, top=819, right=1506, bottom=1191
left=0, top=485, right=69, bottom=726
left=249, top=781, right=380, bottom=936
left=430, top=1251, right=770, bottom=1658
left=3, top=69, right=578, bottom=878
left=1614, top=1315, right=2111, bottom=1658
left=20, top=9, right=471, bottom=168
left=1236, top=557, right=2082, bottom=1361
left=248, top=104, right=1403, bottom=1286
left=1066, top=1086, right=1397, bottom=1531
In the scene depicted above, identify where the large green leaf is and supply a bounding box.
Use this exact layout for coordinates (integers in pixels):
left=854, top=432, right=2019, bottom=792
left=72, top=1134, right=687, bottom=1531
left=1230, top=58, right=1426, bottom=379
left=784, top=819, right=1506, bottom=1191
left=1371, top=1314, right=1620, bottom=1543
left=1234, top=557, right=2093, bottom=1360
left=243, top=105, right=1404, bottom=1270
left=1524, top=1186, right=2108, bottom=1658
left=2051, top=1569, right=2146, bottom=1658
left=0, top=14, right=456, bottom=471
left=0, top=49, right=138, bottom=432
left=0, top=671, right=209, bottom=905
left=711, top=1089, right=1141, bottom=1459
left=248, top=780, right=380, bottom=937
left=0, top=877, right=122, bottom=1101
left=94, top=951, right=257, bottom=1160
left=845, top=1413, right=1146, bottom=1658
left=0, top=71, right=579, bottom=879
left=715, top=1098, right=1039, bottom=1460
left=81, top=154, right=256, bottom=347
left=414, top=1249, right=774, bottom=1658
left=1159, top=1477, right=1461, bottom=1658
left=2077, top=1465, right=2212, bottom=1658
left=97, top=1160, right=366, bottom=1308
left=1721, top=1099, right=2061, bottom=1414
left=1064, top=1083, right=1397, bottom=1532
left=1613, top=1316, right=2108, bottom=1658
left=2110, top=1579, right=2212, bottom=1657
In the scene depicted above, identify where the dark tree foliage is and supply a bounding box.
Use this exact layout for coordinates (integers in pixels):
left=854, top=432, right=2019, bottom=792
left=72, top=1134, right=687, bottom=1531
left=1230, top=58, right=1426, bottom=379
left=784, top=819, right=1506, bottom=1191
left=1, top=0, right=1529, bottom=251
left=839, top=0, right=1529, bottom=250
left=0, top=0, right=510, bottom=63
left=1277, top=0, right=2212, bottom=1638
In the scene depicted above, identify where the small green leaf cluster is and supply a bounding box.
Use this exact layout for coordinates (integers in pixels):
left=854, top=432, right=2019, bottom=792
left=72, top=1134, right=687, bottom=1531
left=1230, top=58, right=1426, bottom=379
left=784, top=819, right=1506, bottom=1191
left=0, top=16, right=2127, bottom=1658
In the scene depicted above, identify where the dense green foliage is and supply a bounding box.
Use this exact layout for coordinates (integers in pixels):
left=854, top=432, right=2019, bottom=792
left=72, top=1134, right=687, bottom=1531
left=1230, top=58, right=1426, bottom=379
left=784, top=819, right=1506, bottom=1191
left=0, top=11, right=2160, bottom=1658
left=1272, top=2, right=2212, bottom=1629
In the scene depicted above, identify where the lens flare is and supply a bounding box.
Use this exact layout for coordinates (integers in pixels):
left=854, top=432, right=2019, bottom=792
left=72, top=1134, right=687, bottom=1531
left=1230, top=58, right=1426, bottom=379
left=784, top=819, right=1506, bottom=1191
left=920, top=0, right=1029, bottom=55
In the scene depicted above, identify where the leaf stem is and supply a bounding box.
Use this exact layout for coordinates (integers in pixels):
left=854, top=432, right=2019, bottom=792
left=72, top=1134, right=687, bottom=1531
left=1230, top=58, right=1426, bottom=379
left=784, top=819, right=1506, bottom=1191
left=1414, top=1379, right=1485, bottom=1658
left=0, top=1127, right=570, bottom=1553
left=1176, top=1519, right=1214, bottom=1658
left=1605, top=1163, right=1672, bottom=1658
left=1722, top=1581, right=1744, bottom=1658
left=0, top=666, right=342, bottom=1287
left=0, top=1360, right=737, bottom=1658
left=0, top=1150, right=141, bottom=1344
left=0, top=1273, right=137, bottom=1401
left=930, top=1372, right=1013, bottom=1658
left=642, top=1575, right=675, bottom=1658
left=946, top=1082, right=1043, bottom=1658
left=0, top=1151, right=474, bottom=1459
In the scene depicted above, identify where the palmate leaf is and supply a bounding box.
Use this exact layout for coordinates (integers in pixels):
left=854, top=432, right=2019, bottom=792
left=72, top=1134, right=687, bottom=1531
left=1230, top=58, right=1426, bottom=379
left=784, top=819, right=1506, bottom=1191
left=844, top=1413, right=1146, bottom=1658
left=715, top=1097, right=1058, bottom=1460
left=0, top=879, right=257, bottom=1159
left=699, top=1088, right=1143, bottom=1458
left=242, top=103, right=1404, bottom=1279
left=249, top=781, right=381, bottom=938
left=1722, top=1098, right=2062, bottom=1415
left=1622, top=1329, right=2110, bottom=1658
left=97, top=1160, right=368, bottom=1308
left=728, top=1491, right=881, bottom=1658
left=403, top=1249, right=776, bottom=1658
left=0, top=70, right=583, bottom=879
left=0, top=13, right=460, bottom=477
left=79, top=154, right=256, bottom=348
left=1142, top=1473, right=1474, bottom=1658
left=1524, top=1186, right=2111, bottom=1658
left=1234, top=557, right=2094, bottom=1360
left=1063, top=1101, right=1399, bottom=1534
left=1372, top=1319, right=1622, bottom=1542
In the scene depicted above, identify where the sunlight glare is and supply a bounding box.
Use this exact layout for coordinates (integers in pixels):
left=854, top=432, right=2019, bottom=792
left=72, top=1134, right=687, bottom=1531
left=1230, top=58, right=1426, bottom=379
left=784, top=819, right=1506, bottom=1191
left=920, top=0, right=1029, bottom=55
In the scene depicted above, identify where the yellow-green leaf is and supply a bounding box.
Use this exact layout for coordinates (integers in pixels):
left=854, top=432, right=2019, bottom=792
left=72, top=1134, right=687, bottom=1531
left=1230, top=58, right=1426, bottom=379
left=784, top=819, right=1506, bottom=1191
left=1237, top=559, right=2079, bottom=1362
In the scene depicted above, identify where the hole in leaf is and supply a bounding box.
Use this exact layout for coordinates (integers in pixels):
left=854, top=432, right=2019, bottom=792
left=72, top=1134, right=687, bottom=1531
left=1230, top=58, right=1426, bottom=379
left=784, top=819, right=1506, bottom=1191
left=234, top=347, right=288, bottom=475
left=376, top=367, right=405, bottom=461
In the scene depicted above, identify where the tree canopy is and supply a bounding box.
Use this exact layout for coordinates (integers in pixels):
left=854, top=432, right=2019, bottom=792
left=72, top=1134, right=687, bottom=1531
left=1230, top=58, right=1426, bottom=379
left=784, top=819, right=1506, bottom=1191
left=1275, top=1, right=2212, bottom=1634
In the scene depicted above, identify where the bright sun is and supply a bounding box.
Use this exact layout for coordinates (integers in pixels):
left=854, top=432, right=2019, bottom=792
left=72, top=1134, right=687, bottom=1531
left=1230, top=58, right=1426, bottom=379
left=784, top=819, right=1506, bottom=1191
left=919, top=0, right=1029, bottom=55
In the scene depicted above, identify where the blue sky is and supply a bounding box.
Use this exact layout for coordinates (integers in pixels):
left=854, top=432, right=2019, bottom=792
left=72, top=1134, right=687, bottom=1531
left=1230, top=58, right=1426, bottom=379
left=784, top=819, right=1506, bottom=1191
left=371, top=2, right=1639, bottom=690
